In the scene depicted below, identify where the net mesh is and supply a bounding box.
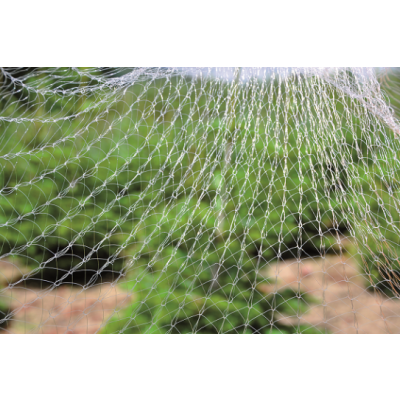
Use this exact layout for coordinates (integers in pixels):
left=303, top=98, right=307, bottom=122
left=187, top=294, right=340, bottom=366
left=1, top=67, right=400, bottom=334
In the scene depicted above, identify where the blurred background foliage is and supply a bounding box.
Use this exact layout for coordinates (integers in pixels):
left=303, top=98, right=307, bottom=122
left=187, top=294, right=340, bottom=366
left=1, top=67, right=400, bottom=333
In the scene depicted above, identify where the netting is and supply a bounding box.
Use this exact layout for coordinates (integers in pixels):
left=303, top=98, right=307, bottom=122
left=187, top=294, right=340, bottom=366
left=1, top=67, right=400, bottom=334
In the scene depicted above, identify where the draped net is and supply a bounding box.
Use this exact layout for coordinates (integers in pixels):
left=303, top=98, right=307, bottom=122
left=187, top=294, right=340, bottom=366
left=1, top=67, right=400, bottom=334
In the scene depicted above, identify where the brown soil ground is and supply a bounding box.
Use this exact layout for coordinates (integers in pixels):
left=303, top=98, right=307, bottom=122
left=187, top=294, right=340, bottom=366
left=0, top=261, right=132, bottom=334
left=258, top=256, right=400, bottom=334
left=1, top=284, right=132, bottom=334
left=2, top=256, right=400, bottom=334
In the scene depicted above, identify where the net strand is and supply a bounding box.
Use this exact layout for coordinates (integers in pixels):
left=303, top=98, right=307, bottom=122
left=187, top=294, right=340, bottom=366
left=1, top=67, right=400, bottom=334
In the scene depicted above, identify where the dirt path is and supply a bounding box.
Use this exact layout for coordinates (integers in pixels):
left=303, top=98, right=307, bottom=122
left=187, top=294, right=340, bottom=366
left=1, top=260, right=133, bottom=334
left=1, top=275, right=132, bottom=334
left=259, top=256, right=400, bottom=334
left=3, top=256, right=400, bottom=333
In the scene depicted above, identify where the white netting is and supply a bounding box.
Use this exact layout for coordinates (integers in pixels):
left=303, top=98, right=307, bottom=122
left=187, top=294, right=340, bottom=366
left=1, top=67, right=400, bottom=334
